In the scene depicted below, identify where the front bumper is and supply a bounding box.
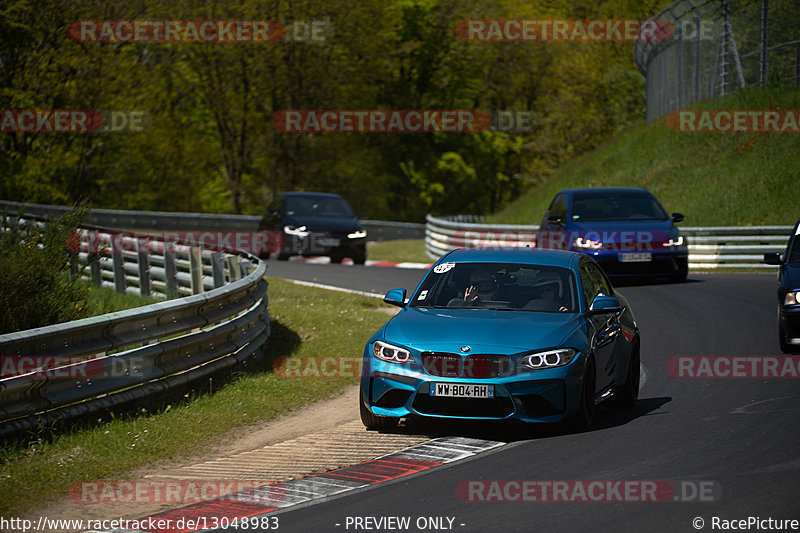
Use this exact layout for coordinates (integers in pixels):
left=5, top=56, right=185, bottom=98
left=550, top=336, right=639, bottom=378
left=361, top=352, right=586, bottom=424
left=282, top=233, right=366, bottom=258
left=780, top=304, right=800, bottom=345
left=580, top=249, right=688, bottom=279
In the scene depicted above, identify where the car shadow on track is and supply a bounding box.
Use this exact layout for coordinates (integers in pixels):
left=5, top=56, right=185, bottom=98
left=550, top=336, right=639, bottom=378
left=376, top=396, right=672, bottom=443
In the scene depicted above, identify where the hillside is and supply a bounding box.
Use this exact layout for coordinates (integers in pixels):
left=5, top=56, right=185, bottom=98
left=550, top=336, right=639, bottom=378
left=489, top=87, right=800, bottom=227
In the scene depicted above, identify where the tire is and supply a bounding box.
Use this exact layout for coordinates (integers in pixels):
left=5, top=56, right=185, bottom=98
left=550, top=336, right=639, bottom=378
left=359, top=386, right=399, bottom=431
left=779, top=321, right=795, bottom=353
left=353, top=250, right=367, bottom=265
left=329, top=255, right=344, bottom=264
left=613, top=341, right=640, bottom=408
left=277, top=253, right=290, bottom=261
left=570, top=357, right=596, bottom=431
left=671, top=270, right=688, bottom=283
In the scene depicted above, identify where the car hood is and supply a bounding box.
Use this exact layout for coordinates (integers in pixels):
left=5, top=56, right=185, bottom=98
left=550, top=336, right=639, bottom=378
left=283, top=215, right=361, bottom=234
left=784, top=262, right=800, bottom=290
left=383, top=307, right=582, bottom=354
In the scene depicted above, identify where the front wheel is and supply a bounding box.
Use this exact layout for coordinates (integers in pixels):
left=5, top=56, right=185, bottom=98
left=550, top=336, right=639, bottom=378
left=779, top=321, right=795, bottom=353
left=570, top=357, right=596, bottom=432
left=360, top=386, right=399, bottom=431
left=613, top=341, right=640, bottom=408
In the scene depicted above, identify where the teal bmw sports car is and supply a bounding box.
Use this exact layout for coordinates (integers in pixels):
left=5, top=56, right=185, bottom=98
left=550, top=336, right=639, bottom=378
left=360, top=248, right=640, bottom=431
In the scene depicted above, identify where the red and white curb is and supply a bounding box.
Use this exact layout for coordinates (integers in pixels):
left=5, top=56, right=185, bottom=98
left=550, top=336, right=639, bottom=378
left=86, top=436, right=504, bottom=533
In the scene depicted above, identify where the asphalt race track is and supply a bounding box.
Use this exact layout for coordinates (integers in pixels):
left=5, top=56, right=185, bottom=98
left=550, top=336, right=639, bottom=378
left=264, top=260, right=800, bottom=533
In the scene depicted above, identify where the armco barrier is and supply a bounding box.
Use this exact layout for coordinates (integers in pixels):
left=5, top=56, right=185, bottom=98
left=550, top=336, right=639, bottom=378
left=425, top=214, right=792, bottom=269
left=0, top=221, right=270, bottom=438
left=0, top=200, right=425, bottom=242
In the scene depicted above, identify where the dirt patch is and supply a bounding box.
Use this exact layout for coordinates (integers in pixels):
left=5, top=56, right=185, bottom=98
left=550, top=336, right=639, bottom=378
left=24, top=385, right=363, bottom=532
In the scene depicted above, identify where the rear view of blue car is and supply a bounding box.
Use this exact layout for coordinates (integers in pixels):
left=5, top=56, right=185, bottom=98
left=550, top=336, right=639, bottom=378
left=537, top=187, right=688, bottom=282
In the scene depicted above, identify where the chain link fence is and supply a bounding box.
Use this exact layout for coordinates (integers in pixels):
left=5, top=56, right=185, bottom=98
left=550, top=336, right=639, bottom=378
left=635, top=0, right=799, bottom=122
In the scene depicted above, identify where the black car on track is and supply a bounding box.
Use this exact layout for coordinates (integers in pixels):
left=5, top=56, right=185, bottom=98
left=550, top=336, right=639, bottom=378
left=259, top=192, right=367, bottom=264
left=764, top=217, right=800, bottom=353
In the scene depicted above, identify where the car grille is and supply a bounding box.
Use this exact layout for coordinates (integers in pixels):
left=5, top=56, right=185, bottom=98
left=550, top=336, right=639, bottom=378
left=420, top=353, right=511, bottom=379
left=412, top=394, right=514, bottom=418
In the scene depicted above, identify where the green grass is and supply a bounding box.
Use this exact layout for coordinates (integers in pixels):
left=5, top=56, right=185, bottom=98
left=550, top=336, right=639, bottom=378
left=0, top=278, right=395, bottom=515
left=81, top=281, right=162, bottom=316
left=489, top=87, right=800, bottom=227
left=368, top=239, right=430, bottom=263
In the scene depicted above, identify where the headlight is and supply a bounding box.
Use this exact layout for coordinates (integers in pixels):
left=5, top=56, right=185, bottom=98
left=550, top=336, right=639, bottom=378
left=663, top=235, right=684, bottom=247
left=283, top=225, right=310, bottom=237
left=518, top=348, right=577, bottom=370
left=785, top=291, right=800, bottom=306
left=347, top=230, right=367, bottom=239
left=574, top=237, right=602, bottom=250
left=372, top=341, right=413, bottom=364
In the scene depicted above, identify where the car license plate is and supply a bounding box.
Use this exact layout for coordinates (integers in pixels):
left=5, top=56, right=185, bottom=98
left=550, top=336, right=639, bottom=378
left=618, top=252, right=652, bottom=263
left=316, top=237, right=340, bottom=247
left=431, top=383, right=494, bottom=398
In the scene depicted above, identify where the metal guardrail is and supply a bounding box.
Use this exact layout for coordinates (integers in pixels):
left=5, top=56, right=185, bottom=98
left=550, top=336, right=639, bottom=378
left=0, top=222, right=270, bottom=438
left=0, top=200, right=426, bottom=242
left=425, top=214, right=792, bottom=269
left=634, top=0, right=800, bottom=122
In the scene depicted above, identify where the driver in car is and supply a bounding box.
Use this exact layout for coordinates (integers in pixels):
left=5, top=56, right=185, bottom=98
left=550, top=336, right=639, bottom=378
left=449, top=268, right=497, bottom=306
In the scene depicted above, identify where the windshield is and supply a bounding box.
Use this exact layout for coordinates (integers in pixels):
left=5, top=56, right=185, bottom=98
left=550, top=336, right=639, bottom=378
left=571, top=192, right=668, bottom=222
left=411, top=262, right=578, bottom=313
left=788, top=227, right=800, bottom=263
left=283, top=195, right=355, bottom=218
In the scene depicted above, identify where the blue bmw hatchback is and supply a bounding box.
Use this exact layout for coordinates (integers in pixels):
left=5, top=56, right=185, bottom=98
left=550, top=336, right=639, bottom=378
left=360, top=248, right=640, bottom=431
left=537, top=187, right=688, bottom=282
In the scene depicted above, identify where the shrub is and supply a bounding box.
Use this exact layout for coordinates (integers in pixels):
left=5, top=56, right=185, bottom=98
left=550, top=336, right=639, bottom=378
left=0, top=206, right=91, bottom=333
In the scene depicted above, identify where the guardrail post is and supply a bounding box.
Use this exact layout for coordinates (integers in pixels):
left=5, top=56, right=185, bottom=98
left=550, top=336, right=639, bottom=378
left=164, top=250, right=178, bottom=299
left=137, top=237, right=151, bottom=297
left=68, top=251, right=79, bottom=281
left=227, top=256, right=242, bottom=281
left=112, top=252, right=126, bottom=293
left=189, top=249, right=204, bottom=294
left=89, top=256, right=102, bottom=286
left=211, top=252, right=225, bottom=288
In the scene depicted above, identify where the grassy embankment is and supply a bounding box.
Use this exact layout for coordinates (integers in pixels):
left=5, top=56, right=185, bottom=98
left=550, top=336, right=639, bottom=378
left=370, top=87, right=799, bottom=263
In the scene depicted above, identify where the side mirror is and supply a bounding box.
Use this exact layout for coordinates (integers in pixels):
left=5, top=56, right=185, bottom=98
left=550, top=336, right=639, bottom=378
left=547, top=214, right=564, bottom=226
left=588, top=295, right=622, bottom=315
left=671, top=212, right=685, bottom=223
left=763, top=252, right=782, bottom=265
left=383, top=288, right=407, bottom=307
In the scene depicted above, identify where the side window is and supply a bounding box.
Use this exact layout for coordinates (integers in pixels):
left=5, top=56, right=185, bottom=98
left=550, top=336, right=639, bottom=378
left=547, top=194, right=568, bottom=222
left=580, top=261, right=613, bottom=307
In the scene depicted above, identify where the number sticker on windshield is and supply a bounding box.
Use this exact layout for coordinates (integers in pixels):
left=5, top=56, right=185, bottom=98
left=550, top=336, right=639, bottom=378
left=433, top=262, right=456, bottom=274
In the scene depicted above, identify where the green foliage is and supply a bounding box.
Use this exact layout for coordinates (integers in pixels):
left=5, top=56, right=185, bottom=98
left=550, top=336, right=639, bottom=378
left=0, top=206, right=90, bottom=333
left=1, top=0, right=675, bottom=220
